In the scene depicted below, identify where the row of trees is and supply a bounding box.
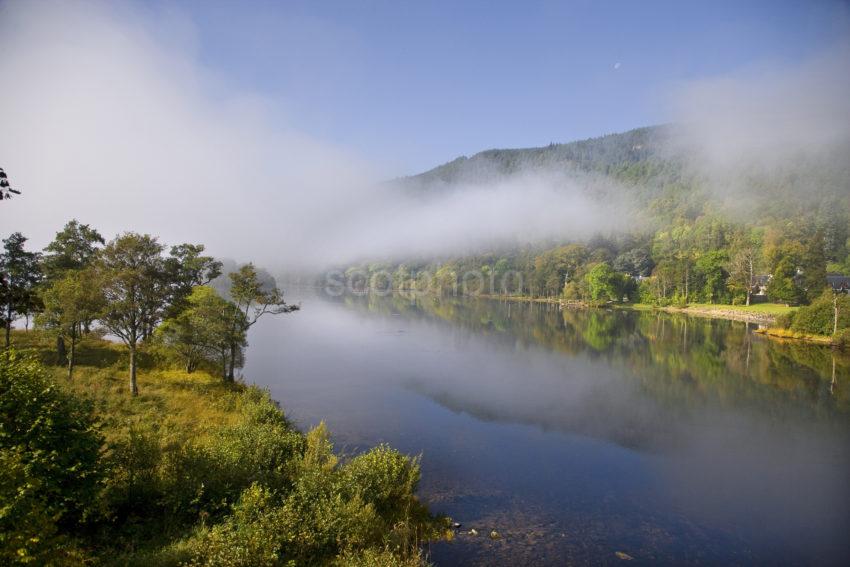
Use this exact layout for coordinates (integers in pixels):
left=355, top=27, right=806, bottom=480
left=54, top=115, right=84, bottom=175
left=335, top=211, right=847, bottom=306
left=1, top=221, right=297, bottom=395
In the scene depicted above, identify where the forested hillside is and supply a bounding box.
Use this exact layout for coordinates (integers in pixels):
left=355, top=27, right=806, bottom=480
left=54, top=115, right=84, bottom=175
left=338, top=126, right=850, bottom=310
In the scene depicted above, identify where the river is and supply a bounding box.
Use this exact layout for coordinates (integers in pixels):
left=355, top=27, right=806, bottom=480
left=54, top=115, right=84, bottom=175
left=244, top=291, right=849, bottom=566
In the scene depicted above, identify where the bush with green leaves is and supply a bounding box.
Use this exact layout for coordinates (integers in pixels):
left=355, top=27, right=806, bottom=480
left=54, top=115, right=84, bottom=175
left=161, top=395, right=305, bottom=519
left=833, top=328, right=850, bottom=348
left=774, top=311, right=796, bottom=329
left=790, top=291, right=850, bottom=336
left=184, top=424, right=442, bottom=566
left=0, top=348, right=439, bottom=565
left=0, top=352, right=102, bottom=564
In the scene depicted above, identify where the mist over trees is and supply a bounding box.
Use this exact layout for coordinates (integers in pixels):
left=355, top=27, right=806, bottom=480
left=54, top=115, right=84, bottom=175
left=338, top=124, right=850, bottom=312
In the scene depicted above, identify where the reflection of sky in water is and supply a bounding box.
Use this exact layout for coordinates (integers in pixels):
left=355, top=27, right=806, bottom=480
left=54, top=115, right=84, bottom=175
left=244, top=292, right=850, bottom=565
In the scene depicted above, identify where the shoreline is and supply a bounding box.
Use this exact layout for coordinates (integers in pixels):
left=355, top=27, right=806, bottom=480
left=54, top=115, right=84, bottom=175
left=476, top=294, right=782, bottom=325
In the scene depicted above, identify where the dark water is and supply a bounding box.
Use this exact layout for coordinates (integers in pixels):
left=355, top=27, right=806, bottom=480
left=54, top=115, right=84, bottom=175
left=244, top=292, right=850, bottom=566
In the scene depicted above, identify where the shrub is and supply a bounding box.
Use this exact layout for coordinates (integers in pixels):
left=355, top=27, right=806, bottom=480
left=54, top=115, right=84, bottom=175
left=341, top=445, right=420, bottom=522
left=185, top=483, right=284, bottom=567
left=774, top=311, right=796, bottom=329
left=0, top=448, right=65, bottom=565
left=834, top=328, right=850, bottom=349
left=791, top=292, right=850, bottom=336
left=0, top=353, right=102, bottom=526
left=0, top=353, right=101, bottom=564
left=159, top=392, right=305, bottom=520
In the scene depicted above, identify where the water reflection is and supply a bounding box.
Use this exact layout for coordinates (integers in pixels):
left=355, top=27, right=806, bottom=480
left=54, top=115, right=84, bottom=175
left=333, top=293, right=850, bottom=422
left=247, top=291, right=850, bottom=565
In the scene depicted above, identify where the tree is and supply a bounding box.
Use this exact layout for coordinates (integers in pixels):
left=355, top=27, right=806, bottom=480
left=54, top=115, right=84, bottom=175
left=42, top=220, right=106, bottom=361
left=728, top=230, right=762, bottom=306
left=41, top=220, right=105, bottom=282
left=162, top=244, right=222, bottom=318
left=800, top=231, right=828, bottom=303
left=584, top=263, right=623, bottom=302
left=97, top=233, right=168, bottom=395
left=534, top=244, right=588, bottom=297
left=157, top=286, right=246, bottom=378
left=0, top=167, right=20, bottom=201
left=226, top=264, right=298, bottom=381
left=612, top=248, right=654, bottom=277
left=0, top=233, right=42, bottom=348
left=695, top=250, right=729, bottom=304
left=769, top=255, right=804, bottom=305
left=38, top=269, right=105, bottom=379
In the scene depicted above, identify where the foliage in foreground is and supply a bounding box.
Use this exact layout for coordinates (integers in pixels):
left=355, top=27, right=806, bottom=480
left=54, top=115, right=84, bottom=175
left=0, top=336, right=444, bottom=566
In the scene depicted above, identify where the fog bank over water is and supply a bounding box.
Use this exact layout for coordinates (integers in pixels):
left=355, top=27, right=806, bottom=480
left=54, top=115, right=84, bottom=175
left=2, top=1, right=848, bottom=271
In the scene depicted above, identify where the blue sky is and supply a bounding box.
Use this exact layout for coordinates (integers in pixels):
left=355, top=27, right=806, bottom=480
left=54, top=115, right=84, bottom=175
left=153, top=0, right=850, bottom=174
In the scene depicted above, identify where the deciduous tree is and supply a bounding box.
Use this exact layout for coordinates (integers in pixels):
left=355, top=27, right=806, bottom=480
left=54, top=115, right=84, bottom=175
left=226, top=264, right=298, bottom=381
left=0, top=233, right=42, bottom=348
left=97, top=233, right=168, bottom=395
left=39, top=269, right=104, bottom=379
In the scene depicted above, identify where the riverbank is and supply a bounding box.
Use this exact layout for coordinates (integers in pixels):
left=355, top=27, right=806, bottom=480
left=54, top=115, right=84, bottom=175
left=2, top=330, right=443, bottom=566
left=649, top=303, right=795, bottom=325
left=751, top=327, right=834, bottom=345
left=477, top=294, right=793, bottom=324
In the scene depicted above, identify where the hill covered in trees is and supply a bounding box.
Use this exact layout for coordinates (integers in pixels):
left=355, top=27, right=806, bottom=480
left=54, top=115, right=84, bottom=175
left=338, top=125, right=850, bottom=312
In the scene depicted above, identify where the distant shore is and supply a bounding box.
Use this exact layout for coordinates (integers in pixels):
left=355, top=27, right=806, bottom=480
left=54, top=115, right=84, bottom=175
left=477, top=294, right=790, bottom=325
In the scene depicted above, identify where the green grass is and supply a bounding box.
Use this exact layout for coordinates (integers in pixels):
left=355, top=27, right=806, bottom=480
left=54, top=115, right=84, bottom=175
left=5, top=329, right=443, bottom=566
left=683, top=302, right=798, bottom=316
left=626, top=302, right=797, bottom=316
left=7, top=329, right=258, bottom=446
left=754, top=327, right=833, bottom=344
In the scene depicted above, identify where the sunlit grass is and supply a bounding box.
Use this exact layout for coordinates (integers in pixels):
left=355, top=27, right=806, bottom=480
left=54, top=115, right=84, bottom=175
left=684, top=302, right=798, bottom=315
left=627, top=302, right=797, bottom=316
left=8, top=329, right=252, bottom=445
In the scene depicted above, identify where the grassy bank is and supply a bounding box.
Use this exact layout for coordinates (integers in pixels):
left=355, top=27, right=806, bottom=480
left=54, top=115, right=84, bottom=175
left=477, top=293, right=794, bottom=323
left=645, top=302, right=796, bottom=324
left=752, top=327, right=834, bottom=345
left=2, top=330, right=446, bottom=566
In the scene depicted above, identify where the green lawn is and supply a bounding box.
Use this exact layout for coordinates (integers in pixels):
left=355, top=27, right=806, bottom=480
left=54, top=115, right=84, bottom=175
left=684, top=302, right=797, bottom=315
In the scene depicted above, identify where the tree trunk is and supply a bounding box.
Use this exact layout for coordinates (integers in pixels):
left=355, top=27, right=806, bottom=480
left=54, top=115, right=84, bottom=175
left=67, top=325, right=76, bottom=380
left=227, top=342, right=236, bottom=382
left=834, top=296, right=839, bottom=337
left=129, top=344, right=139, bottom=396
left=4, top=303, right=11, bottom=348
left=56, top=335, right=66, bottom=365
left=186, top=357, right=194, bottom=373
left=746, top=258, right=753, bottom=306
left=221, top=352, right=228, bottom=381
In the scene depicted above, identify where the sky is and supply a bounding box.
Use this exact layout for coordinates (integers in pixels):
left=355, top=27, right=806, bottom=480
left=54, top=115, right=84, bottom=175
left=1, top=0, right=848, bottom=269
left=157, top=0, right=850, bottom=173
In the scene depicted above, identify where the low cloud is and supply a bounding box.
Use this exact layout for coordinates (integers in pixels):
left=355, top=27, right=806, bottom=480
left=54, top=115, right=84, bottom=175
left=665, top=43, right=850, bottom=199
left=2, top=2, right=847, bottom=273
left=0, top=1, right=635, bottom=272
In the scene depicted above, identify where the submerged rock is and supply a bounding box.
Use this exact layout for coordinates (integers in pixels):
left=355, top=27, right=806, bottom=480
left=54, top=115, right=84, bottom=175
left=469, top=528, right=478, bottom=536
left=615, top=551, right=634, bottom=560
left=489, top=530, right=501, bottom=540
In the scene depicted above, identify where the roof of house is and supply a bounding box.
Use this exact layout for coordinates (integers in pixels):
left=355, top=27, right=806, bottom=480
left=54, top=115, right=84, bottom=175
left=827, top=275, right=850, bottom=290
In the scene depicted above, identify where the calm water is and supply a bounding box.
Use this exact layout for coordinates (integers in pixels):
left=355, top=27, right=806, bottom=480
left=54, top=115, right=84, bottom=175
left=244, top=292, right=850, bottom=566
